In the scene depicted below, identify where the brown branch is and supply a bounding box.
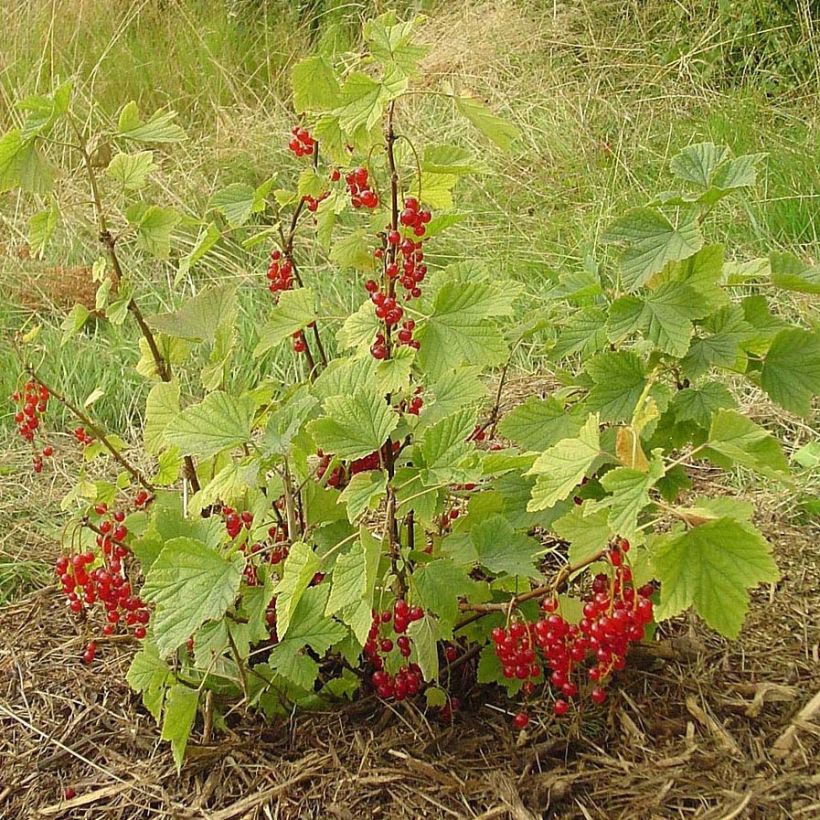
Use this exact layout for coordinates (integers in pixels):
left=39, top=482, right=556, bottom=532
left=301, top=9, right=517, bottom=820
left=381, top=100, right=404, bottom=590
left=455, top=548, right=608, bottom=628
left=27, top=367, right=156, bottom=493
left=68, top=118, right=200, bottom=493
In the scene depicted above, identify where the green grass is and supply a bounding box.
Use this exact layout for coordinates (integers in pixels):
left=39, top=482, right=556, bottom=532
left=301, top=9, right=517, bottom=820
left=1, top=0, right=818, bottom=435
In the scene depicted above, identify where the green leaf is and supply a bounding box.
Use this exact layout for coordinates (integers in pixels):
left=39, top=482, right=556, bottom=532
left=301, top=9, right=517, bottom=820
left=604, top=208, right=703, bottom=292
left=262, top=394, right=318, bottom=457
left=417, top=280, right=509, bottom=374
left=161, top=684, right=199, bottom=770
left=671, top=381, right=735, bottom=429
left=277, top=584, right=346, bottom=653
left=125, top=203, right=181, bottom=259
left=329, top=229, right=374, bottom=272
left=553, top=307, right=609, bottom=359
left=336, top=72, right=388, bottom=134
left=126, top=643, right=171, bottom=721
left=292, top=55, right=341, bottom=113
left=418, top=408, right=477, bottom=485
left=710, top=153, right=764, bottom=190
left=414, top=171, right=458, bottom=210
left=499, top=397, right=586, bottom=452
left=338, top=471, right=387, bottom=522
left=769, top=251, right=820, bottom=295
left=375, top=346, right=415, bottom=394
left=60, top=303, right=91, bottom=346
left=28, top=199, right=59, bottom=255
left=337, top=301, right=382, bottom=352
left=553, top=506, right=612, bottom=565
left=760, top=328, right=820, bottom=416
left=274, top=541, right=320, bottom=639
left=423, top=144, right=489, bottom=175
left=210, top=183, right=266, bottom=227
left=364, top=13, right=428, bottom=79
left=455, top=95, right=520, bottom=150
left=585, top=351, right=646, bottom=423
left=312, top=356, right=378, bottom=401
left=118, top=103, right=187, bottom=143
left=268, top=649, right=318, bottom=691
left=408, top=615, right=439, bottom=681
left=142, top=537, right=244, bottom=656
left=309, top=389, right=398, bottom=461
left=682, top=305, right=755, bottom=378
left=631, top=283, right=712, bottom=357
left=152, top=447, right=182, bottom=486
left=412, top=558, right=479, bottom=626
left=662, top=244, right=729, bottom=310
left=191, top=459, right=259, bottom=514
left=471, top=514, right=541, bottom=578
left=148, top=284, right=237, bottom=344
left=106, top=151, right=155, bottom=190
left=793, top=440, right=820, bottom=469
left=595, top=463, right=661, bottom=543
left=254, top=288, right=317, bottom=356
left=394, top=467, right=441, bottom=524
left=527, top=415, right=600, bottom=511
left=338, top=527, right=383, bottom=643
left=164, top=391, right=253, bottom=459
left=423, top=367, right=487, bottom=426
left=706, top=409, right=790, bottom=477
left=0, top=129, right=53, bottom=193
left=326, top=540, right=368, bottom=615
left=669, top=143, right=730, bottom=187
left=651, top=519, right=779, bottom=638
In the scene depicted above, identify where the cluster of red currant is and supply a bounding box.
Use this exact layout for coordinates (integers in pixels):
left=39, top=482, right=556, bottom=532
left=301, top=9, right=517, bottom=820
left=267, top=523, right=290, bottom=565
left=73, top=425, right=95, bottom=447
left=437, top=507, right=461, bottom=534
left=399, top=196, right=432, bottom=237
left=11, top=382, right=53, bottom=472
left=288, top=126, right=315, bottom=158
left=292, top=329, right=307, bottom=354
left=317, top=441, right=401, bottom=489
left=365, top=601, right=426, bottom=700
left=345, top=167, right=379, bottom=209
left=56, top=502, right=151, bottom=662
left=223, top=506, right=253, bottom=540
left=491, top=542, right=654, bottom=728
left=406, top=387, right=424, bottom=416
left=384, top=234, right=428, bottom=300
left=266, top=250, right=294, bottom=297
left=302, top=190, right=329, bottom=212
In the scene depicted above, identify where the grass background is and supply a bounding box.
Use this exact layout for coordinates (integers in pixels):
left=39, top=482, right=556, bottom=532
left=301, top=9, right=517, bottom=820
left=0, top=0, right=818, bottom=436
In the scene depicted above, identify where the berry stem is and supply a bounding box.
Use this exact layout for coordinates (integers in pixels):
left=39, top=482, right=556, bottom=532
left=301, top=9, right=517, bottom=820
left=25, top=367, right=156, bottom=495
left=276, top=140, right=328, bottom=372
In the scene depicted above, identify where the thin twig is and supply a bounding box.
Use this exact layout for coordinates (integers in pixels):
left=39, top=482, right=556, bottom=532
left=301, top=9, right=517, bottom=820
left=26, top=367, right=156, bottom=493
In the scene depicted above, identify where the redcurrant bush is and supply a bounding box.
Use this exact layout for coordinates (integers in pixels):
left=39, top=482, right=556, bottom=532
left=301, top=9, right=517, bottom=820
left=4, top=12, right=814, bottom=770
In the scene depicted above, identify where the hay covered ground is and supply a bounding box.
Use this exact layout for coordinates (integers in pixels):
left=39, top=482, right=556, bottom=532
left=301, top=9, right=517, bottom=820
left=1, top=432, right=818, bottom=819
